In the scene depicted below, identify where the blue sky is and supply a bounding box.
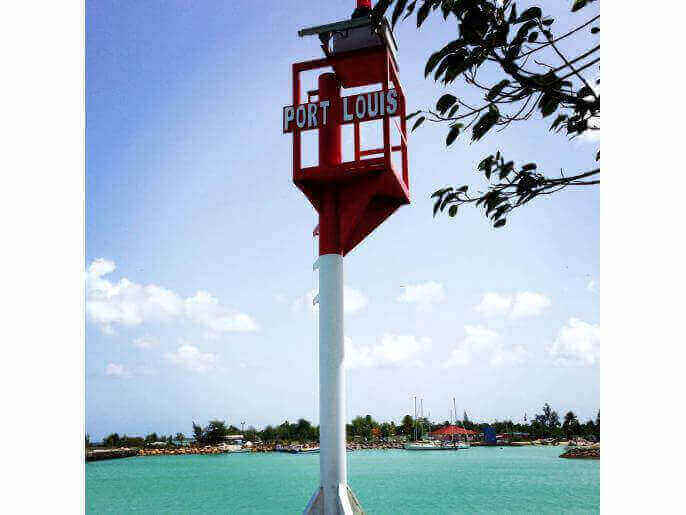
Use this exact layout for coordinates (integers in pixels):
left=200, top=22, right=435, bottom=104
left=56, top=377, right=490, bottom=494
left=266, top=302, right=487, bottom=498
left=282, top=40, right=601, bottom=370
left=86, top=0, right=599, bottom=440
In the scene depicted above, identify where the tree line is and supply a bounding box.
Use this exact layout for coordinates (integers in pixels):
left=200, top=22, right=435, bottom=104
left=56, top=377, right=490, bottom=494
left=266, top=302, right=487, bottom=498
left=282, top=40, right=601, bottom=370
left=88, top=404, right=599, bottom=448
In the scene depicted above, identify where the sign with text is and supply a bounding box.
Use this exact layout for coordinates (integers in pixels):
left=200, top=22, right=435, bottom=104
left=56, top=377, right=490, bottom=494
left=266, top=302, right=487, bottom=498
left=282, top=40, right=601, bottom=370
left=283, top=89, right=399, bottom=133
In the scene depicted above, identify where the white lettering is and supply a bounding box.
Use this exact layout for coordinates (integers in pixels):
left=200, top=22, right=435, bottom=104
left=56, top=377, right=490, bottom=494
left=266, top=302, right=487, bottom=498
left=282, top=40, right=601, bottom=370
left=284, top=106, right=294, bottom=132
left=296, top=105, right=307, bottom=128
left=367, top=92, right=379, bottom=117
left=355, top=95, right=366, bottom=119
left=307, top=103, right=318, bottom=128
left=320, top=100, right=330, bottom=125
left=342, top=98, right=353, bottom=122
left=387, top=89, right=398, bottom=115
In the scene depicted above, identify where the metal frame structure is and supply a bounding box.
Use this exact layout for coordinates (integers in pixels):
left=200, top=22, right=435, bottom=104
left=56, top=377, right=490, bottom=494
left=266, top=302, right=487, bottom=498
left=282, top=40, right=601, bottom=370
left=291, top=45, right=408, bottom=195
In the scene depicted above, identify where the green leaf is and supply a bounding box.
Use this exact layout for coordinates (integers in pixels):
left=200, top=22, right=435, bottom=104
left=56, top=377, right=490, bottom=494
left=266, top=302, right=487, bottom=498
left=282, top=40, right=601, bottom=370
left=528, top=31, right=539, bottom=43
left=521, top=163, right=537, bottom=171
left=500, top=161, right=514, bottom=179
left=591, top=27, right=599, bottom=34
left=508, top=4, right=518, bottom=23
left=596, top=150, right=600, bottom=161
left=486, top=80, right=510, bottom=101
left=518, top=7, right=542, bottom=23
left=391, top=0, right=409, bottom=29
left=412, top=116, right=426, bottom=132
left=405, top=110, right=422, bottom=121
left=424, top=40, right=465, bottom=78
left=436, top=93, right=457, bottom=114
left=446, top=123, right=462, bottom=146
left=471, top=105, right=500, bottom=142
left=417, top=0, right=432, bottom=28
left=447, top=104, right=460, bottom=117
left=441, top=0, right=453, bottom=20
left=431, top=187, right=452, bottom=199
left=539, top=96, right=559, bottom=118
left=448, top=205, right=458, bottom=217
left=432, top=199, right=441, bottom=217
left=404, top=1, right=418, bottom=20
left=514, top=20, right=537, bottom=43
left=550, top=114, right=568, bottom=131
left=572, top=0, right=588, bottom=12
left=541, top=18, right=554, bottom=26
left=494, top=219, right=507, bottom=228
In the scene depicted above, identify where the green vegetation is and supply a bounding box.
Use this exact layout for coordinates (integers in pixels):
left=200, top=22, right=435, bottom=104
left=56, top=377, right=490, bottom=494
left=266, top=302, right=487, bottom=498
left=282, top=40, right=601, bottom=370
left=94, top=404, right=599, bottom=448
left=371, top=0, right=600, bottom=228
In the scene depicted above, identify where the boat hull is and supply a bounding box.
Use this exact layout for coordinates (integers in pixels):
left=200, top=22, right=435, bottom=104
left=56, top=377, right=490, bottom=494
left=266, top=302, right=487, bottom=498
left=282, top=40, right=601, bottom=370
left=403, top=444, right=459, bottom=451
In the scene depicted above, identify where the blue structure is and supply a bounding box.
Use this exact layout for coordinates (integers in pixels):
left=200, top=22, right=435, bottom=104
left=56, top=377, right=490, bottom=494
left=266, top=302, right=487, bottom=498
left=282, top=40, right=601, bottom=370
left=483, top=427, right=497, bottom=445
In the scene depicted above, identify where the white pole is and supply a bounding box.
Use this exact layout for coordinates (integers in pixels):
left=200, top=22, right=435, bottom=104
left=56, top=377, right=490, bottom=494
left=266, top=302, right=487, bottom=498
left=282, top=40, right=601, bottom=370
left=318, top=253, right=346, bottom=514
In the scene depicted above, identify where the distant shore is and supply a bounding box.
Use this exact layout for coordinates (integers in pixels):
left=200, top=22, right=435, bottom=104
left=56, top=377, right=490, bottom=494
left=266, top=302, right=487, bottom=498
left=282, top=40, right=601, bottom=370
left=87, top=439, right=599, bottom=462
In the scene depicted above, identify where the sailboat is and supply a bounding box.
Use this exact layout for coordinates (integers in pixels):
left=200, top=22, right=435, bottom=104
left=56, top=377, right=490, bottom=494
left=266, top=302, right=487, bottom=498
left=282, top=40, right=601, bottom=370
left=403, top=397, right=455, bottom=451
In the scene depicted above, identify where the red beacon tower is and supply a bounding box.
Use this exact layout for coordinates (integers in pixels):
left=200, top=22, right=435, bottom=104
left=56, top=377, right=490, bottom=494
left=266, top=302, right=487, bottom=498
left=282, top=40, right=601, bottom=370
left=283, top=2, right=409, bottom=513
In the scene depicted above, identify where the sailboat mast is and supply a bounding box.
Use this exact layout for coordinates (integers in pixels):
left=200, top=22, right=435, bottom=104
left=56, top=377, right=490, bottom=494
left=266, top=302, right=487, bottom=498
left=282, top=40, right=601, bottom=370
left=413, top=396, right=417, bottom=441
left=453, top=398, right=457, bottom=425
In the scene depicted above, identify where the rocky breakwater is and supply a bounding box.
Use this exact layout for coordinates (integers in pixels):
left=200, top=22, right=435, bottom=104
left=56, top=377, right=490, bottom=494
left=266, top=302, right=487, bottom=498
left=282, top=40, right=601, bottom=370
left=346, top=442, right=405, bottom=451
left=86, top=448, right=139, bottom=462
left=560, top=445, right=600, bottom=459
left=138, top=445, right=240, bottom=456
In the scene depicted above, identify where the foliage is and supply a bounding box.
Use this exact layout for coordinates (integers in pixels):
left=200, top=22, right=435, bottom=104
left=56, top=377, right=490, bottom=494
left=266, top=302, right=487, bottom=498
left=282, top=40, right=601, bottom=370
left=102, top=433, right=146, bottom=448
left=372, top=0, right=600, bottom=227
left=562, top=410, right=580, bottom=439
left=103, top=433, right=120, bottom=447
left=192, top=421, right=204, bottom=444
left=534, top=403, right=561, bottom=431
left=400, top=414, right=415, bottom=437
left=350, top=415, right=380, bottom=440
left=97, top=403, right=599, bottom=448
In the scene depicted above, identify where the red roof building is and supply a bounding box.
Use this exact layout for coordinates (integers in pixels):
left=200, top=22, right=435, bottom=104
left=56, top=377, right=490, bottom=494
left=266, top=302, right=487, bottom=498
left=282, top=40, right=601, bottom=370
left=429, top=425, right=479, bottom=437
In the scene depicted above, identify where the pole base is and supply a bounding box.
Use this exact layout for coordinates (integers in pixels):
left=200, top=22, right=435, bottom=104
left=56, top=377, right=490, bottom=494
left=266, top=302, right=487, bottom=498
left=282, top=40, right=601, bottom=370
left=304, top=484, right=365, bottom=514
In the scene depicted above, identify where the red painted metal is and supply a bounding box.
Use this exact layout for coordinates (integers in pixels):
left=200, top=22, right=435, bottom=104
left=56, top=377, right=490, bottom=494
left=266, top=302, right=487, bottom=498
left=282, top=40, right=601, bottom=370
left=290, top=45, right=410, bottom=256
left=357, top=0, right=372, bottom=8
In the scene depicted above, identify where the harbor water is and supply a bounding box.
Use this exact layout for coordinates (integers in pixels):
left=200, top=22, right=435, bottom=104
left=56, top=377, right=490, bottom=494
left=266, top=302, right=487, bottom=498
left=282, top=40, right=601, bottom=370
left=86, top=446, right=599, bottom=513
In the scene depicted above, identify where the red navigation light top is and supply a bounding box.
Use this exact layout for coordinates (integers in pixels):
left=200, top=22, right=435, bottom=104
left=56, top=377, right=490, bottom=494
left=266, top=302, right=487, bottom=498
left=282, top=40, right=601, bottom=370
left=357, top=0, right=372, bottom=8
left=287, top=12, right=410, bottom=256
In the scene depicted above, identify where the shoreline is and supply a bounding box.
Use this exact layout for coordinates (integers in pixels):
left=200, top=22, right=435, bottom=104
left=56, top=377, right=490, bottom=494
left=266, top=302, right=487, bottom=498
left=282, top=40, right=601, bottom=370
left=87, top=440, right=599, bottom=462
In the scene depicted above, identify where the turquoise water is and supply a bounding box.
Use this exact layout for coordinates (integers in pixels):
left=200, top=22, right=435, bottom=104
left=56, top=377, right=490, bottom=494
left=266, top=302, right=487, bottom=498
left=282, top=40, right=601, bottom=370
left=86, top=447, right=599, bottom=513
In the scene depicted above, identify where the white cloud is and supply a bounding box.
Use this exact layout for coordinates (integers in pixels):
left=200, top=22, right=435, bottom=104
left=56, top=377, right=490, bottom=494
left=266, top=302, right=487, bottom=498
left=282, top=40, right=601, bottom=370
left=490, top=344, right=528, bottom=367
left=292, top=289, right=317, bottom=314
left=474, top=291, right=551, bottom=319
left=105, top=363, right=129, bottom=377
left=397, top=281, right=446, bottom=311
left=185, top=291, right=259, bottom=333
left=475, top=293, right=512, bottom=317
left=132, top=337, right=159, bottom=349
left=164, top=343, right=218, bottom=373
left=345, top=286, right=369, bottom=314
left=292, top=286, right=368, bottom=315
left=85, top=259, right=258, bottom=334
left=443, top=325, right=528, bottom=368
left=86, top=259, right=183, bottom=332
left=547, top=318, right=600, bottom=365
left=345, top=334, right=431, bottom=369
left=510, top=292, right=551, bottom=319
left=587, top=279, right=598, bottom=293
